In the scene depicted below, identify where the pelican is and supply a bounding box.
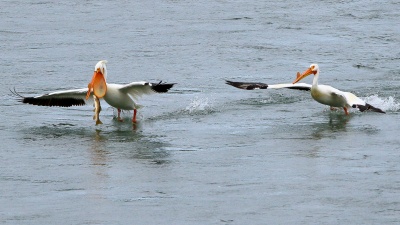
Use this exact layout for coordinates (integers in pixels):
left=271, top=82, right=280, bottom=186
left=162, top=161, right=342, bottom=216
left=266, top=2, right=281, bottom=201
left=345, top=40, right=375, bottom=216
left=13, top=60, right=175, bottom=123
left=226, top=64, right=385, bottom=115
left=292, top=64, right=385, bottom=115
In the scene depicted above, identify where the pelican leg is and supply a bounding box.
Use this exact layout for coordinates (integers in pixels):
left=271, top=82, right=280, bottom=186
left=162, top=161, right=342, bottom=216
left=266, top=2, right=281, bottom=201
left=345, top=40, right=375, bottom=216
left=343, top=107, right=349, bottom=115
left=117, top=109, right=123, bottom=122
left=132, top=109, right=137, bottom=123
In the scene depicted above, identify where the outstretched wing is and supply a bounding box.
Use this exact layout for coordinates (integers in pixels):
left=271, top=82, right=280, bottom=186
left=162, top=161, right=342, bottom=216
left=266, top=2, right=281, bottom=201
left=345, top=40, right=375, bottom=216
left=119, top=81, right=175, bottom=100
left=343, top=91, right=385, bottom=113
left=225, top=80, right=268, bottom=90
left=11, top=88, right=91, bottom=107
left=225, top=80, right=311, bottom=91
left=325, top=86, right=385, bottom=113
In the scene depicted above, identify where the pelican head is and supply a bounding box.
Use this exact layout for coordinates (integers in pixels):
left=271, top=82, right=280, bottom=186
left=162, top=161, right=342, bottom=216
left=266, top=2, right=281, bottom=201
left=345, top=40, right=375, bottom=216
left=292, top=64, right=319, bottom=84
left=94, top=60, right=108, bottom=81
left=86, top=60, right=108, bottom=99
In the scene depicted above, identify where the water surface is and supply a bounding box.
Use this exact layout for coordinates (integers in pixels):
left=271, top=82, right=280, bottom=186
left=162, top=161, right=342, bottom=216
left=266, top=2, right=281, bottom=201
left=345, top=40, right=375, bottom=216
left=1, top=0, right=400, bottom=224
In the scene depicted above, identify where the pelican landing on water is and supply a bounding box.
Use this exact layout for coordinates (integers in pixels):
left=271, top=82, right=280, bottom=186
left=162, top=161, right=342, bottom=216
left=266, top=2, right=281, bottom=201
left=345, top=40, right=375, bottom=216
left=226, top=64, right=385, bottom=115
left=13, top=60, right=175, bottom=123
left=292, top=64, right=384, bottom=115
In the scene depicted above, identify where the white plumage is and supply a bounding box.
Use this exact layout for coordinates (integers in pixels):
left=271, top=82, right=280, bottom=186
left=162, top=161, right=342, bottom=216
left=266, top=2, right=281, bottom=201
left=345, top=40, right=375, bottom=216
left=15, top=60, right=175, bottom=123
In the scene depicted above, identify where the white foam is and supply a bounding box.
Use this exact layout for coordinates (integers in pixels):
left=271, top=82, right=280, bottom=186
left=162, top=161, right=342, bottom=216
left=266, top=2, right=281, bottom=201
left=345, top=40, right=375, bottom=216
left=363, top=95, right=400, bottom=112
left=185, top=96, right=213, bottom=114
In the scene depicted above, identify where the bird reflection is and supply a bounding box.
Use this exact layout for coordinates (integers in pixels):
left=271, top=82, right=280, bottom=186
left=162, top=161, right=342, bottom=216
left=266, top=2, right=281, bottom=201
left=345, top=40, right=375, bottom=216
left=91, top=127, right=171, bottom=165
left=311, top=113, right=350, bottom=140
left=327, top=113, right=349, bottom=130
left=88, top=129, right=110, bottom=183
left=90, top=129, right=109, bottom=166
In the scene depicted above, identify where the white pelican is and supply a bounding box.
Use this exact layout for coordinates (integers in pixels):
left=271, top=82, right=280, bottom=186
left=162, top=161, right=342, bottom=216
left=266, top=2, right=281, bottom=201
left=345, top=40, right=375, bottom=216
left=13, top=60, right=175, bottom=123
left=226, top=64, right=385, bottom=115
left=292, top=64, right=384, bottom=115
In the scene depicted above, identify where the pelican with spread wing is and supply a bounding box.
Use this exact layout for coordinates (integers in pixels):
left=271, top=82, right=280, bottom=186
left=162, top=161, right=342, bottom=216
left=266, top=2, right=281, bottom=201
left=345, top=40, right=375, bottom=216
left=226, top=64, right=384, bottom=115
left=14, top=60, right=175, bottom=123
left=292, top=64, right=384, bottom=115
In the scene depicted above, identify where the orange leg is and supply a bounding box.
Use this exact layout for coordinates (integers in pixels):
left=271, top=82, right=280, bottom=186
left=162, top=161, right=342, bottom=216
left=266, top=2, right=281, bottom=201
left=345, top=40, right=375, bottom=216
left=117, top=109, right=123, bottom=122
left=343, top=107, right=349, bottom=115
left=132, top=109, right=137, bottom=123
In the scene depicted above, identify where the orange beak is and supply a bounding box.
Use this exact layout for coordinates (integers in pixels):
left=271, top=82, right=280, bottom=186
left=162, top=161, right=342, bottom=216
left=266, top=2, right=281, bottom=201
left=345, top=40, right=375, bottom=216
left=292, top=67, right=314, bottom=84
left=86, top=68, right=107, bottom=100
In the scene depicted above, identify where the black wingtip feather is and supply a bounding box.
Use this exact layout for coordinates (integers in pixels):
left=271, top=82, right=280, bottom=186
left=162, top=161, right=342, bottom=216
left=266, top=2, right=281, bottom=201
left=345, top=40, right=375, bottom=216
left=22, top=97, right=86, bottom=107
left=352, top=103, right=385, bottom=113
left=225, top=80, right=268, bottom=90
left=10, top=88, right=86, bottom=107
left=150, top=81, right=175, bottom=93
left=286, top=86, right=312, bottom=91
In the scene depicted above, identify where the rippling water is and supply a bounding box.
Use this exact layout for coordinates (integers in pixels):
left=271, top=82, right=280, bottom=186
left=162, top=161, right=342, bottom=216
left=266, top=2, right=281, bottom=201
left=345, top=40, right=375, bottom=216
left=1, top=0, right=400, bottom=224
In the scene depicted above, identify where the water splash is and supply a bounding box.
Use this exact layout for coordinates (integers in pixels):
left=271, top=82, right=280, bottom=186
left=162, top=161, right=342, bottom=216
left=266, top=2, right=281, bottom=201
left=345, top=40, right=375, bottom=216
left=184, top=96, right=214, bottom=114
left=363, top=95, right=400, bottom=112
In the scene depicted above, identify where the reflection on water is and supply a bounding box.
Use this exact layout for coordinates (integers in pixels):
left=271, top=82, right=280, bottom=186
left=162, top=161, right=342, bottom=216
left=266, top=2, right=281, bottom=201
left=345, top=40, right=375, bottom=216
left=20, top=123, right=172, bottom=165
left=92, top=127, right=172, bottom=165
left=87, top=130, right=110, bottom=196
left=90, top=129, right=109, bottom=166
left=311, top=113, right=350, bottom=140
left=327, top=113, right=349, bottom=130
left=288, top=113, right=351, bottom=159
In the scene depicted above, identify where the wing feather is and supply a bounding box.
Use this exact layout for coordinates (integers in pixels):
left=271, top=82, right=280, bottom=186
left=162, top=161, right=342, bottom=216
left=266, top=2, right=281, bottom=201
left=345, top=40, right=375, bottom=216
left=325, top=87, right=385, bottom=113
left=342, top=91, right=365, bottom=106
left=268, top=83, right=311, bottom=91
left=343, top=91, right=385, bottom=113
left=225, top=80, right=268, bottom=90
left=119, top=81, right=175, bottom=100
left=11, top=88, right=91, bottom=107
left=226, top=80, right=311, bottom=91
